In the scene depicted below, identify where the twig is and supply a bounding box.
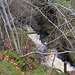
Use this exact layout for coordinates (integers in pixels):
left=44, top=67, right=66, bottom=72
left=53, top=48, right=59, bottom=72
left=46, top=18, right=75, bottom=41
left=58, top=18, right=75, bottom=27
left=54, top=3, right=74, bottom=13
left=54, top=5, right=75, bottom=38
left=46, top=26, right=75, bottom=45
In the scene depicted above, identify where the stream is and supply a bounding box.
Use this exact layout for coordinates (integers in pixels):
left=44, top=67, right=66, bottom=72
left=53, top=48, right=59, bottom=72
left=25, top=25, right=75, bottom=72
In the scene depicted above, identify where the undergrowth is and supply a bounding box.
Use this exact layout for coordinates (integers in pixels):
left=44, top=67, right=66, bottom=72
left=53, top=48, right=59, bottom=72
left=0, top=50, right=68, bottom=75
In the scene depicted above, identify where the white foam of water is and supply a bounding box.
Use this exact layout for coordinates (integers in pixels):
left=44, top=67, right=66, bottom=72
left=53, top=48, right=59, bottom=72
left=25, top=25, right=75, bottom=72
left=45, top=54, right=75, bottom=72
left=25, top=25, right=46, bottom=50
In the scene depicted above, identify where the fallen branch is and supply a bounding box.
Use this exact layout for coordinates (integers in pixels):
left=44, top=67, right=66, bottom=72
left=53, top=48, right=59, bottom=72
left=20, top=50, right=75, bottom=57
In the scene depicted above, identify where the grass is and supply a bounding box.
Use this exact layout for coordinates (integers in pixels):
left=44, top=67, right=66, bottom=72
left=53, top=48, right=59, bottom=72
left=28, top=68, right=67, bottom=75
left=28, top=67, right=47, bottom=75
left=0, top=60, right=22, bottom=75
left=0, top=50, right=69, bottom=75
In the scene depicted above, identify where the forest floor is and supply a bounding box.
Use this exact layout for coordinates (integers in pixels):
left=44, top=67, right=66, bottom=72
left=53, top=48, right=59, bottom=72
left=0, top=50, right=67, bottom=75
left=0, top=29, right=75, bottom=75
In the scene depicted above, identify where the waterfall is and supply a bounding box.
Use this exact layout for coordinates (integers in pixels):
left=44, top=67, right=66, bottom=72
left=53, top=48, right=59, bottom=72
left=25, top=25, right=75, bottom=72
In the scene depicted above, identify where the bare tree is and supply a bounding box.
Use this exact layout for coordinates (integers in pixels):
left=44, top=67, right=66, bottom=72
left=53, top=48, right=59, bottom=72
left=0, top=0, right=19, bottom=53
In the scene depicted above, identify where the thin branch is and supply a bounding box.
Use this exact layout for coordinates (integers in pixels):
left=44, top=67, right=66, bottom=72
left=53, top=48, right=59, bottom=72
left=55, top=3, right=74, bottom=13
left=46, top=26, right=75, bottom=45
left=54, top=5, right=75, bottom=38
left=47, top=18, right=75, bottom=41
left=58, top=18, right=75, bottom=27
left=20, top=51, right=35, bottom=57
left=20, top=50, right=75, bottom=57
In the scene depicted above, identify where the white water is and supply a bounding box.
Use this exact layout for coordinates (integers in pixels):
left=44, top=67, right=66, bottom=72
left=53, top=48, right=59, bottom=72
left=25, top=25, right=46, bottom=51
left=25, top=25, right=75, bottom=72
left=45, top=54, right=75, bottom=72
